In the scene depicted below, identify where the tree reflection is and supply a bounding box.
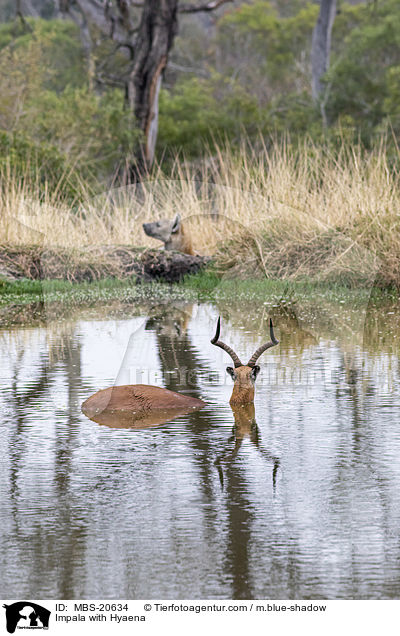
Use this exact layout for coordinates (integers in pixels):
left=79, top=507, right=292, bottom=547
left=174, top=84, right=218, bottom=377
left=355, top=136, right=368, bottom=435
left=3, top=295, right=400, bottom=599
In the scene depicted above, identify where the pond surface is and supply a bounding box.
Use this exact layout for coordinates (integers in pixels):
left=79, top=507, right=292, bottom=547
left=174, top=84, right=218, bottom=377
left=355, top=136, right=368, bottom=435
left=1, top=292, right=400, bottom=599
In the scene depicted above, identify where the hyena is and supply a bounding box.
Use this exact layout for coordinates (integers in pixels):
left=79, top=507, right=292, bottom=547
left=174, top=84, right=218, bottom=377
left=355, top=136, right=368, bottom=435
left=142, top=213, right=194, bottom=255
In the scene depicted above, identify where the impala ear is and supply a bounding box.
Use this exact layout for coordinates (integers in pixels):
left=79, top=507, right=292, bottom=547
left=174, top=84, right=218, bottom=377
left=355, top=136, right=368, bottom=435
left=251, top=365, right=260, bottom=381
left=226, top=366, right=236, bottom=380
left=171, top=213, right=181, bottom=233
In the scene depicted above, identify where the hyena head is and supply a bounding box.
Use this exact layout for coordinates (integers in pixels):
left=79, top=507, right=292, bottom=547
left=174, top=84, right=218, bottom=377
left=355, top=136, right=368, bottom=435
left=143, top=213, right=182, bottom=250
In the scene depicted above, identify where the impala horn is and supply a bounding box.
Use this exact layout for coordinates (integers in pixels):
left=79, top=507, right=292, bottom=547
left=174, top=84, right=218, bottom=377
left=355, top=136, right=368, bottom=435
left=211, top=317, right=243, bottom=368
left=247, top=318, right=279, bottom=367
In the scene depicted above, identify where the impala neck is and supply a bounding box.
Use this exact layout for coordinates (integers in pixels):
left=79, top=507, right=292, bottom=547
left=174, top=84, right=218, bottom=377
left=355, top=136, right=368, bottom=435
left=229, top=383, right=255, bottom=406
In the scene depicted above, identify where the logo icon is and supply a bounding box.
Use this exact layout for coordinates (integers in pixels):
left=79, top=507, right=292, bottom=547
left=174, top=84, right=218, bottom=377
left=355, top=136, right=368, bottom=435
left=3, top=602, right=51, bottom=633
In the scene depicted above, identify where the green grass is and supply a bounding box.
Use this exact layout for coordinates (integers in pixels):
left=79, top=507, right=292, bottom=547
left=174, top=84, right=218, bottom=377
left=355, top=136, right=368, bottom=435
left=0, top=275, right=199, bottom=309
left=0, top=276, right=135, bottom=307
left=1, top=270, right=399, bottom=316
left=182, top=269, right=398, bottom=307
left=0, top=276, right=134, bottom=296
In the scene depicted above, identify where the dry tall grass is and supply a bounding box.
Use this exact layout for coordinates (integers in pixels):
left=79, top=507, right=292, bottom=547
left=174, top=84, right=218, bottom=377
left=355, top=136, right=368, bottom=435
left=1, top=139, right=400, bottom=286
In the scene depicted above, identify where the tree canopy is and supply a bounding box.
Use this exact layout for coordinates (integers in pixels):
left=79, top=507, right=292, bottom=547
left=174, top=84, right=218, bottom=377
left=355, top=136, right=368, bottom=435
left=1, top=0, right=400, bottom=185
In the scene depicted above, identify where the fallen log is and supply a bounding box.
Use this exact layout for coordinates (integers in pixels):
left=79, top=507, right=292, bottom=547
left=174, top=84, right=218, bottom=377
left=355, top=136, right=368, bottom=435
left=0, top=245, right=210, bottom=283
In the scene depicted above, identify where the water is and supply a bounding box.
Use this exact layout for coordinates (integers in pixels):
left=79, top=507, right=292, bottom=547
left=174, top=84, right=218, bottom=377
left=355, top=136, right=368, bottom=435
left=1, top=294, right=400, bottom=599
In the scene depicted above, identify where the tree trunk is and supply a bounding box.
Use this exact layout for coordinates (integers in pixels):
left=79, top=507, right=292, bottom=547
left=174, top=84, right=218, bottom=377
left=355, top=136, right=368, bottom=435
left=16, top=0, right=40, bottom=18
left=127, top=0, right=178, bottom=169
left=60, top=0, right=231, bottom=172
left=311, top=0, right=337, bottom=101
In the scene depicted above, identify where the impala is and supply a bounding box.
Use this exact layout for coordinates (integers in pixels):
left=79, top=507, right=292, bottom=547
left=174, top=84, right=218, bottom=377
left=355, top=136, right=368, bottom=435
left=211, top=316, right=279, bottom=405
left=81, top=316, right=278, bottom=422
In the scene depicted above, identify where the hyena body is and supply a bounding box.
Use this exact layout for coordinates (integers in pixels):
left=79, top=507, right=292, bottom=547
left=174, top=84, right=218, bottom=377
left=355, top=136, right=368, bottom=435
left=142, top=213, right=194, bottom=255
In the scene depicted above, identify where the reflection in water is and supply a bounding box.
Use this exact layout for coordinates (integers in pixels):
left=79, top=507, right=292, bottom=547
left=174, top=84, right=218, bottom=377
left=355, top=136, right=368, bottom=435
left=1, top=296, right=400, bottom=599
left=83, top=405, right=205, bottom=430
left=215, top=404, right=280, bottom=492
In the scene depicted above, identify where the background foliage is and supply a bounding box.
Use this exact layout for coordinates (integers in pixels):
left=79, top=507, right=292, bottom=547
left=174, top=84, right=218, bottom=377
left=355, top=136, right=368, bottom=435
left=0, top=1, right=400, bottom=184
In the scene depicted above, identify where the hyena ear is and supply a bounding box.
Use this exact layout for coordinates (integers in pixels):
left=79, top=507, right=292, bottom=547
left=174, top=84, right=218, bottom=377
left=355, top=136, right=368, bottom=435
left=171, top=213, right=181, bottom=233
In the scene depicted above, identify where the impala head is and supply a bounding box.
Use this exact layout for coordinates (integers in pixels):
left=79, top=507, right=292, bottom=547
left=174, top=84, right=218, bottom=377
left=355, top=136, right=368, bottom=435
left=211, top=317, right=279, bottom=405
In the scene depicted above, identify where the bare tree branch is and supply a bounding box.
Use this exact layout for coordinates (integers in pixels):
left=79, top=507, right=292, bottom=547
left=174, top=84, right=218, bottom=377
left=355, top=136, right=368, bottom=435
left=178, top=0, right=233, bottom=13
left=96, top=41, right=134, bottom=73
left=96, top=72, right=126, bottom=87
left=64, top=3, right=96, bottom=86
left=168, top=61, right=209, bottom=77
left=18, top=0, right=40, bottom=17
left=15, top=0, right=34, bottom=29
left=61, top=0, right=127, bottom=42
left=115, top=0, right=134, bottom=31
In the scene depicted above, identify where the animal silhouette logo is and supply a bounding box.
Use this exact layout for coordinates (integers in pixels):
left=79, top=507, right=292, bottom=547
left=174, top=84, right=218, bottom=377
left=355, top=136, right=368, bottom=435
left=3, top=602, right=50, bottom=633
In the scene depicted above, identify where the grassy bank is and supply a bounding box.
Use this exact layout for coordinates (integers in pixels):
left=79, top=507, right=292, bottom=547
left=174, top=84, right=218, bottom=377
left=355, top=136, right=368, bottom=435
left=1, top=140, right=400, bottom=288
left=1, top=270, right=397, bottom=309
